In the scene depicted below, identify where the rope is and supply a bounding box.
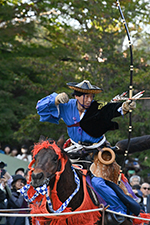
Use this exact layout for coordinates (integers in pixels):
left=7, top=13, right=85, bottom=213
left=0, top=208, right=31, bottom=212
left=1, top=207, right=150, bottom=222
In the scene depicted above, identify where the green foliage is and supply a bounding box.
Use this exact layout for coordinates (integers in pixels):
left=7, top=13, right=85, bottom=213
left=13, top=114, right=68, bottom=143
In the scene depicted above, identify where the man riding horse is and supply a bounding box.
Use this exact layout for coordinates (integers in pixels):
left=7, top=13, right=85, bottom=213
left=36, top=80, right=138, bottom=218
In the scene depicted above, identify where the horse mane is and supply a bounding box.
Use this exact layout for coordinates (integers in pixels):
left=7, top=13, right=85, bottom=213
left=27, top=138, right=68, bottom=186
left=32, top=140, right=63, bottom=159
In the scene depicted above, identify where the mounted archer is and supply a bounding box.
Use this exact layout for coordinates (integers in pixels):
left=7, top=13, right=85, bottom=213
left=36, top=79, right=136, bottom=144
left=36, top=79, right=138, bottom=217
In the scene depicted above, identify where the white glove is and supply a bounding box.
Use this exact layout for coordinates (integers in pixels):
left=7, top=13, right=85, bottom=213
left=122, top=100, right=136, bottom=114
left=55, top=92, right=69, bottom=105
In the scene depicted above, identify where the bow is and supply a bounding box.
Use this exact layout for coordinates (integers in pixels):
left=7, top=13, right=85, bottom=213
left=116, top=0, right=133, bottom=172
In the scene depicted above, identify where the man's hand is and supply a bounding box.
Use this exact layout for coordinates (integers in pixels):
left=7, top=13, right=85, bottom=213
left=55, top=92, right=69, bottom=105
left=1, top=177, right=8, bottom=187
left=122, top=100, right=136, bottom=114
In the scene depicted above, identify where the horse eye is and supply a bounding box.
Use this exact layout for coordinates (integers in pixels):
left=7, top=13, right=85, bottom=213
left=53, top=155, right=58, bottom=161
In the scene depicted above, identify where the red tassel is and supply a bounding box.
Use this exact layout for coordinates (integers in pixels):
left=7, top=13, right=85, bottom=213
left=63, top=138, right=71, bottom=149
left=133, top=213, right=150, bottom=224
left=121, top=173, right=128, bottom=183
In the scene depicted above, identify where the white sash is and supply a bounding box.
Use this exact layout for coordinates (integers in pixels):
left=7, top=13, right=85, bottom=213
left=64, top=135, right=106, bottom=153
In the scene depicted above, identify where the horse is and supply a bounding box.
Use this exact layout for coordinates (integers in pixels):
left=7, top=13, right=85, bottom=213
left=20, top=139, right=135, bottom=225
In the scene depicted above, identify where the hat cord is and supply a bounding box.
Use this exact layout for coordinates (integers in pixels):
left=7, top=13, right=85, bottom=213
left=77, top=94, right=92, bottom=110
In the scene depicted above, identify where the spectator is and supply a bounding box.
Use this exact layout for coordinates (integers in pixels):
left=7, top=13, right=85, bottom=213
left=0, top=143, right=4, bottom=154
left=0, top=188, right=7, bottom=225
left=0, top=161, right=7, bottom=170
left=132, top=184, right=143, bottom=198
left=140, top=183, right=150, bottom=213
left=24, top=168, right=30, bottom=182
left=7, top=174, right=30, bottom=225
left=132, top=184, right=145, bottom=211
left=129, top=175, right=141, bottom=187
left=140, top=183, right=150, bottom=225
left=16, top=145, right=32, bottom=162
left=0, top=165, right=12, bottom=225
left=10, top=147, right=18, bottom=157
left=126, top=169, right=136, bottom=180
left=0, top=161, right=13, bottom=189
left=4, top=145, right=11, bottom=155
left=15, top=168, right=25, bottom=177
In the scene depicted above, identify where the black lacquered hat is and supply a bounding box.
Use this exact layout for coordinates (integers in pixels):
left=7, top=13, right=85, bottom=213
left=0, top=161, right=7, bottom=168
left=67, top=80, right=102, bottom=94
left=12, top=174, right=26, bottom=185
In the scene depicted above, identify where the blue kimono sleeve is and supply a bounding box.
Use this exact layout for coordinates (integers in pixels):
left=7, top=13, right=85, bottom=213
left=36, top=92, right=60, bottom=124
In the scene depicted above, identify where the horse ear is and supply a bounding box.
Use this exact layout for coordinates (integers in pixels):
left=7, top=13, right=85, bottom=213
left=57, top=135, right=65, bottom=149
left=38, top=135, right=46, bottom=142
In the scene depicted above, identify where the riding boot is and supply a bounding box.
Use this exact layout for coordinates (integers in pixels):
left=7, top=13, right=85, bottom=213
left=105, top=213, right=126, bottom=225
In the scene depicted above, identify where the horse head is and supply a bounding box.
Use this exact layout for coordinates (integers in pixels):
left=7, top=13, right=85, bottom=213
left=27, top=139, right=84, bottom=213
left=30, top=140, right=64, bottom=188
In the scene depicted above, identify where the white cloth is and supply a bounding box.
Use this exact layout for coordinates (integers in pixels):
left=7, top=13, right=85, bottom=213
left=16, top=154, right=32, bottom=162
left=64, top=135, right=106, bottom=153
left=143, top=197, right=147, bottom=213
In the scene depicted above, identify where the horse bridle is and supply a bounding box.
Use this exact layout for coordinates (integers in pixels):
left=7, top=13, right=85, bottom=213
left=20, top=147, right=81, bottom=214
left=43, top=159, right=62, bottom=186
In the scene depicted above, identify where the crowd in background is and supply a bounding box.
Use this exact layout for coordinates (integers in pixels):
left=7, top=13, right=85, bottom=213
left=0, top=144, right=32, bottom=163
left=0, top=144, right=32, bottom=225
left=0, top=145, right=150, bottom=224
left=124, top=157, right=150, bottom=225
left=0, top=163, right=31, bottom=225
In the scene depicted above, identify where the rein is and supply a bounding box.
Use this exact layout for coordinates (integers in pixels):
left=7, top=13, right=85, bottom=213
left=20, top=141, right=81, bottom=213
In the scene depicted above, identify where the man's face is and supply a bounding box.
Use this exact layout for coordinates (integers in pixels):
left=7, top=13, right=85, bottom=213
left=75, top=93, right=94, bottom=109
left=130, top=178, right=140, bottom=186
left=140, top=183, right=150, bottom=197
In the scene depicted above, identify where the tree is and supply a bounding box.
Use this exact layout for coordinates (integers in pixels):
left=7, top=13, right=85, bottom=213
left=0, top=0, right=150, bottom=151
